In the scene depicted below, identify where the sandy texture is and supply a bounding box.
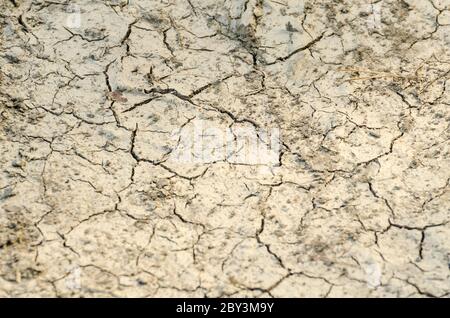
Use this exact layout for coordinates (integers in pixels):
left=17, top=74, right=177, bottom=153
left=0, top=0, right=449, bottom=297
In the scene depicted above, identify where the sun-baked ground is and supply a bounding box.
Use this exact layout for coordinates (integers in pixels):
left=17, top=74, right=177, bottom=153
left=0, top=0, right=449, bottom=297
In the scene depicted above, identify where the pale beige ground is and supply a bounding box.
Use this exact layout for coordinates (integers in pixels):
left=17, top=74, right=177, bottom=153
left=0, top=0, right=449, bottom=297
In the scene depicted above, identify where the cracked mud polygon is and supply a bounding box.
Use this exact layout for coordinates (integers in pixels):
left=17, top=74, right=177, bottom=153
left=0, top=0, right=449, bottom=298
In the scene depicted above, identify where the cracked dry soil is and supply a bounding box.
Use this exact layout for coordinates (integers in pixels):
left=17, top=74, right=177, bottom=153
left=0, top=0, right=450, bottom=298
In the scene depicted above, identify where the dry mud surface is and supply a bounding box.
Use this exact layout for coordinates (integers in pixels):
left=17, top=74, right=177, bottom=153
left=1, top=0, right=450, bottom=298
